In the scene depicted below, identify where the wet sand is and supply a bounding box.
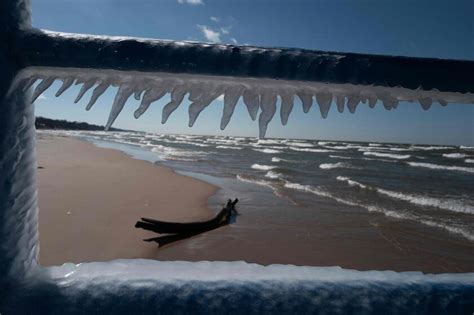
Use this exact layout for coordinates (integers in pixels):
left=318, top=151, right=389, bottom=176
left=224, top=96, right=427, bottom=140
left=37, top=134, right=474, bottom=272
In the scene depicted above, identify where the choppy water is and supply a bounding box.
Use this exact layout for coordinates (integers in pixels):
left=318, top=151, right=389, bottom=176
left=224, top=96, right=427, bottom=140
left=45, top=130, right=474, bottom=242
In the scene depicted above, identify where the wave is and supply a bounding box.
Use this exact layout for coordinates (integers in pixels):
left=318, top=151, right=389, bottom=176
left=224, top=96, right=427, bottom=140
left=319, top=162, right=350, bottom=170
left=329, top=155, right=353, bottom=160
left=318, top=141, right=339, bottom=146
left=323, top=145, right=353, bottom=150
left=363, top=152, right=410, bottom=160
left=216, top=145, right=243, bottom=150
left=407, top=162, right=474, bottom=174
left=286, top=142, right=314, bottom=148
left=272, top=157, right=297, bottom=163
left=442, top=153, right=467, bottom=159
left=253, top=148, right=282, bottom=154
left=290, top=147, right=333, bottom=153
left=251, top=164, right=276, bottom=171
left=337, top=176, right=474, bottom=215
left=410, top=145, right=453, bottom=151
left=256, top=139, right=282, bottom=145
left=265, top=171, right=283, bottom=179
left=465, top=159, right=474, bottom=164
left=368, top=143, right=382, bottom=147
left=284, top=180, right=474, bottom=241
left=460, top=145, right=474, bottom=150
left=336, top=176, right=367, bottom=189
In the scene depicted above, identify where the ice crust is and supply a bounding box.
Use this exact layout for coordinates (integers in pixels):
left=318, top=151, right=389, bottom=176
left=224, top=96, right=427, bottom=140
left=3, top=259, right=472, bottom=314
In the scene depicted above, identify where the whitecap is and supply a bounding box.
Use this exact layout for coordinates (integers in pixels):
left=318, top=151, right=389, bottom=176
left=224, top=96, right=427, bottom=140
left=290, top=147, right=333, bottom=153
left=465, top=159, right=474, bottom=164
left=319, top=162, right=350, bottom=170
left=442, top=153, right=466, bottom=159
left=265, top=171, right=283, bottom=179
left=253, top=148, right=282, bottom=154
left=363, top=152, right=410, bottom=160
left=216, top=145, right=243, bottom=150
left=407, top=162, right=474, bottom=174
left=251, top=164, right=276, bottom=171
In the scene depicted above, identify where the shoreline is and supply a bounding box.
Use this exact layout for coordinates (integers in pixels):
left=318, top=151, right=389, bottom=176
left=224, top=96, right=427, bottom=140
left=37, top=133, right=218, bottom=266
left=37, top=132, right=474, bottom=273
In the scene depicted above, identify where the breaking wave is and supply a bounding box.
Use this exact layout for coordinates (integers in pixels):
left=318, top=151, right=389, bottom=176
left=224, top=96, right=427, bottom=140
left=329, top=155, right=353, bottom=160
left=337, top=176, right=474, bottom=215
left=319, top=162, right=350, bottom=170
left=410, top=145, right=453, bottom=151
left=216, top=145, right=243, bottom=150
left=363, top=152, right=410, bottom=160
left=290, top=147, right=333, bottom=153
left=442, top=153, right=467, bottom=159
left=265, top=171, right=283, bottom=179
left=253, top=148, right=282, bottom=154
left=465, top=159, right=474, bottom=164
left=407, top=162, right=474, bottom=174
left=251, top=164, right=276, bottom=171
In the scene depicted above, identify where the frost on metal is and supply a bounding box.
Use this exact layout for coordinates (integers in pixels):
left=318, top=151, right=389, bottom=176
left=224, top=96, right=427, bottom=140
left=1, top=0, right=474, bottom=313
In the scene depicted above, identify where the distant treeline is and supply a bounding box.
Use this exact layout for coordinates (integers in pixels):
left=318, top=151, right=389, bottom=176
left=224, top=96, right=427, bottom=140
left=35, top=117, right=126, bottom=131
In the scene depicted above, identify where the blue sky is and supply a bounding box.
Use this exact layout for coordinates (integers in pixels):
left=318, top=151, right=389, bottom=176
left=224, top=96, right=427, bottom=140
left=32, top=0, right=473, bottom=145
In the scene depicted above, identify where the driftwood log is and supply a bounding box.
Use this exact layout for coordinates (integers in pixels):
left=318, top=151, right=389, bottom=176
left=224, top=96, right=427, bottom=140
left=135, top=198, right=238, bottom=247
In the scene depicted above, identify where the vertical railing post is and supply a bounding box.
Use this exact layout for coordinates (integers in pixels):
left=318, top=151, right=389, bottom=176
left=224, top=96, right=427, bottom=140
left=0, top=0, right=38, bottom=286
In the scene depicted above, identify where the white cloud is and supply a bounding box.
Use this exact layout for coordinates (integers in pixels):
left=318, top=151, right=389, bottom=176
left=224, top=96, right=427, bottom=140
left=230, top=38, right=238, bottom=44
left=220, top=27, right=231, bottom=35
left=177, top=0, right=204, bottom=5
left=197, top=25, right=221, bottom=43
left=210, top=16, right=220, bottom=22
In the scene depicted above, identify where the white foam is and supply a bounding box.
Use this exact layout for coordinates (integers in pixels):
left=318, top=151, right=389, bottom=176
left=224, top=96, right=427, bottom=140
left=265, top=171, right=283, bottom=179
left=253, top=148, right=282, bottom=154
left=216, top=145, right=243, bottom=150
left=251, top=164, right=276, bottom=171
left=337, top=176, right=474, bottom=215
left=368, top=143, right=382, bottom=147
left=289, top=147, right=333, bottom=153
left=407, top=162, right=474, bottom=174
left=319, top=162, right=350, bottom=170
left=271, top=157, right=296, bottom=163
left=363, top=152, right=410, bottom=160
left=465, top=159, right=474, bottom=164
left=442, top=153, right=466, bottom=159
left=329, top=155, right=353, bottom=160
left=410, top=145, right=453, bottom=151
left=460, top=145, right=474, bottom=150
left=336, top=176, right=367, bottom=189
left=286, top=142, right=314, bottom=148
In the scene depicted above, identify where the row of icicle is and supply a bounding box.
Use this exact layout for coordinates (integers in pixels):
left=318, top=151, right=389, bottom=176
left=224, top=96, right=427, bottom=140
left=18, top=74, right=446, bottom=138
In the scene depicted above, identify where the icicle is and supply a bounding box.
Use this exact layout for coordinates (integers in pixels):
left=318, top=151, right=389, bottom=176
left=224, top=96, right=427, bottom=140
left=189, top=85, right=223, bottom=127
left=280, top=92, right=294, bottom=125
left=161, top=85, right=187, bottom=124
left=335, top=95, right=345, bottom=113
left=258, top=92, right=277, bottom=138
left=368, top=96, right=377, bottom=108
left=419, top=97, right=432, bottom=110
left=22, top=76, right=39, bottom=92
left=220, top=86, right=243, bottom=130
left=105, top=84, right=134, bottom=130
left=243, top=89, right=259, bottom=120
left=382, top=98, right=397, bottom=111
left=134, top=86, right=167, bottom=119
left=86, top=82, right=110, bottom=111
left=55, top=77, right=75, bottom=97
left=134, top=90, right=144, bottom=101
left=347, top=96, right=360, bottom=114
left=297, top=92, right=313, bottom=113
left=74, top=79, right=96, bottom=103
left=316, top=91, right=332, bottom=118
left=31, top=77, right=55, bottom=103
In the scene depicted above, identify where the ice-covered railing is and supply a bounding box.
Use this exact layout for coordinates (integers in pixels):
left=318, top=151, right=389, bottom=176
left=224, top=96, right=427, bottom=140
left=11, top=29, right=474, bottom=137
left=1, top=0, right=474, bottom=313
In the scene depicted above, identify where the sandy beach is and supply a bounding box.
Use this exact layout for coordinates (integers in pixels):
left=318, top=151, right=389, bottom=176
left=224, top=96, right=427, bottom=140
left=37, top=134, right=474, bottom=272
left=37, top=133, right=217, bottom=266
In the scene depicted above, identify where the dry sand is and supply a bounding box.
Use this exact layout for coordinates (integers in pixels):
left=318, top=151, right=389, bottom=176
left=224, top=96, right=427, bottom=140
left=37, top=134, right=217, bottom=265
